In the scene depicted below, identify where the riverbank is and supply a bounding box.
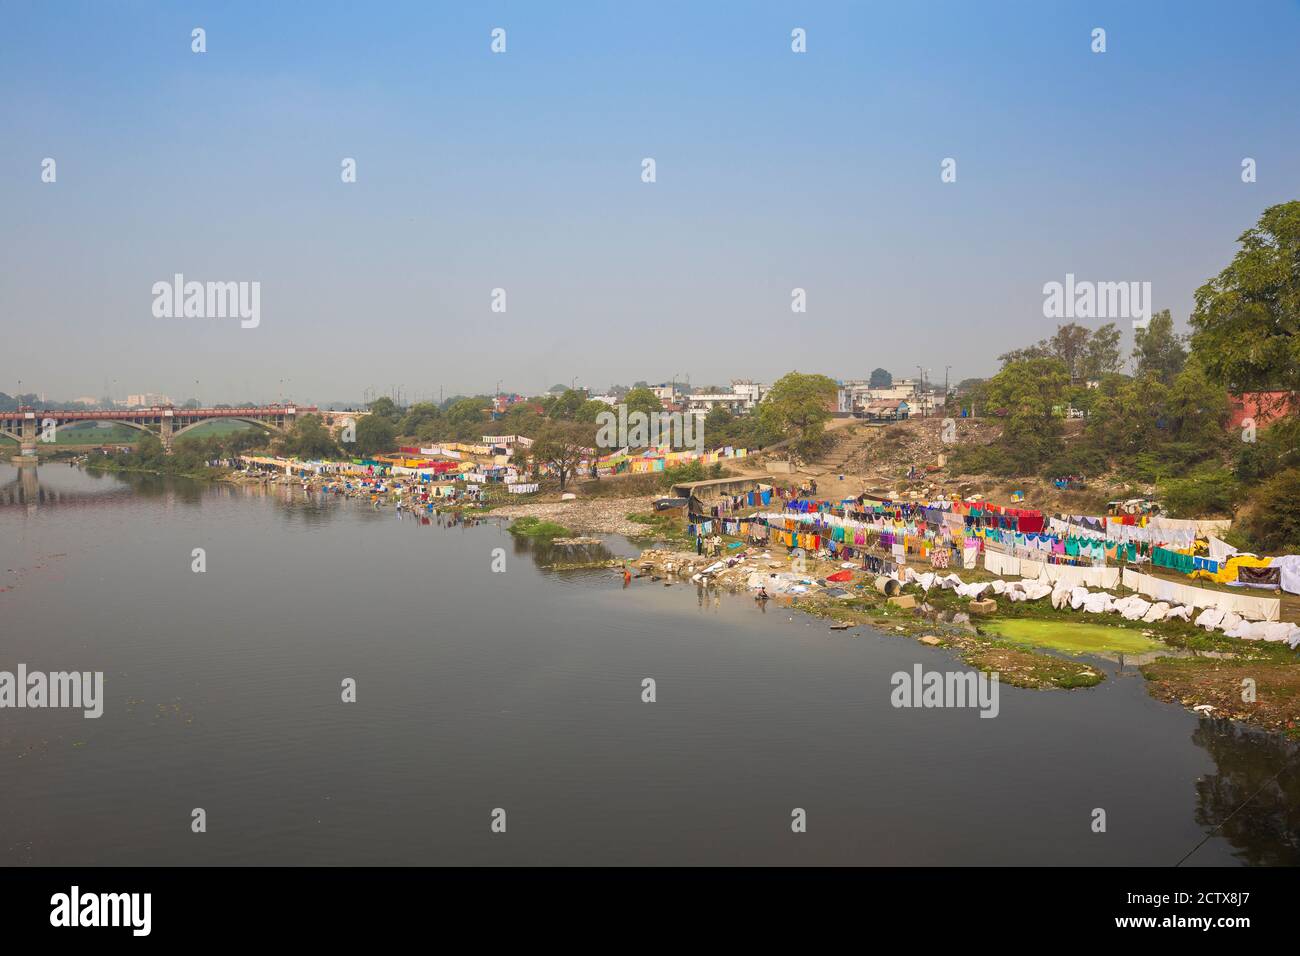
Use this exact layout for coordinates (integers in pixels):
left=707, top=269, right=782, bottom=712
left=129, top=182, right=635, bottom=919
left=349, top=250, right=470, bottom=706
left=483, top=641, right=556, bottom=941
left=52, top=462, right=1300, bottom=735
left=621, top=541, right=1300, bottom=736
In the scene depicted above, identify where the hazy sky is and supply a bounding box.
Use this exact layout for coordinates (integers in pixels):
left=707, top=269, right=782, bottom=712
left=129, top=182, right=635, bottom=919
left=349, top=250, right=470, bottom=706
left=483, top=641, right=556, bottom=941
left=3, top=1, right=1298, bottom=406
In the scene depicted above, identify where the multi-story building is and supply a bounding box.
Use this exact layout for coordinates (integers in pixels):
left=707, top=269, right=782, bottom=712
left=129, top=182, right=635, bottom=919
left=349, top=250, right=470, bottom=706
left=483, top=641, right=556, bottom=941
left=650, top=383, right=679, bottom=404
left=729, top=379, right=766, bottom=407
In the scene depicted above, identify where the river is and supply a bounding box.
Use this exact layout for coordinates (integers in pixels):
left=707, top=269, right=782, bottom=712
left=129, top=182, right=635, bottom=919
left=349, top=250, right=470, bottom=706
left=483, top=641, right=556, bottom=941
left=1, top=463, right=1296, bottom=865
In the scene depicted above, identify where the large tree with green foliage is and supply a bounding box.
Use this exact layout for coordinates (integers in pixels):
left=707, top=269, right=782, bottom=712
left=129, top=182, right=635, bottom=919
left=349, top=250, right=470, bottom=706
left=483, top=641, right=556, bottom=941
left=997, top=322, right=1124, bottom=383
left=279, top=414, right=340, bottom=460
left=531, top=420, right=596, bottom=490
left=1080, top=322, right=1122, bottom=381
left=367, top=396, right=401, bottom=422
left=969, top=357, right=1069, bottom=474
left=622, top=387, right=664, bottom=419
left=398, top=402, right=442, bottom=439
left=544, top=389, right=589, bottom=420
left=757, top=372, right=839, bottom=457
left=1190, top=201, right=1300, bottom=395
left=353, top=414, right=397, bottom=456
left=1132, top=309, right=1187, bottom=385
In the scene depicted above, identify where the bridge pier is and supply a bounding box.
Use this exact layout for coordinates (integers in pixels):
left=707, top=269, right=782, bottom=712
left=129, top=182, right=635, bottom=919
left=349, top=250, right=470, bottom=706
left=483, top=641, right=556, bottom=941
left=10, top=410, right=38, bottom=465
left=160, top=412, right=174, bottom=453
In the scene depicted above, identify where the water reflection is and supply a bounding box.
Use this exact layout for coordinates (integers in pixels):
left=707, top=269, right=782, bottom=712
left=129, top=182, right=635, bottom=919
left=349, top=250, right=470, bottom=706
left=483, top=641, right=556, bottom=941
left=1191, top=720, right=1300, bottom=865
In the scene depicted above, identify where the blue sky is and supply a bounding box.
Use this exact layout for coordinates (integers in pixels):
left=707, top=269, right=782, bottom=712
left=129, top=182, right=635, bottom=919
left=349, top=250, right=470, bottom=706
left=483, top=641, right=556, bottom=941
left=2, top=0, right=1298, bottom=404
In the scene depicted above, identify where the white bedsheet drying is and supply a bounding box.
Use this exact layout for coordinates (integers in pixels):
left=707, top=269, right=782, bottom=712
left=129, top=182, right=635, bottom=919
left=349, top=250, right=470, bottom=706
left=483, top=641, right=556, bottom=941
left=1124, top=569, right=1279, bottom=622
left=1141, top=602, right=1171, bottom=623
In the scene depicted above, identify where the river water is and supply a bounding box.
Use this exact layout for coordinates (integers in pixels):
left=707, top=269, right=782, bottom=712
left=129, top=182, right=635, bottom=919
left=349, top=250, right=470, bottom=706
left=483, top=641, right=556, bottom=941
left=1, top=463, right=1296, bottom=866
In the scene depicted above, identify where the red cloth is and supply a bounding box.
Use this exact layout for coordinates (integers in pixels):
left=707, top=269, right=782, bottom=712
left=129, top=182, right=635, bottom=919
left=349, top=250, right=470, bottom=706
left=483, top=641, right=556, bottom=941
left=827, top=569, right=853, bottom=582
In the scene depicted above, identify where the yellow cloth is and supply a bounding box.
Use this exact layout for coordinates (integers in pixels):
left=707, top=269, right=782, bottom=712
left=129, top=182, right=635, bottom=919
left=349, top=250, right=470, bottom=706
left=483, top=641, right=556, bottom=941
left=1204, top=554, right=1274, bottom=585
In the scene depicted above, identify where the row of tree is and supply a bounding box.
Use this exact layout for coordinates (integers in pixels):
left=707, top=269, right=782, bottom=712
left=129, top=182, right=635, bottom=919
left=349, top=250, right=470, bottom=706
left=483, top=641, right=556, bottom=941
left=267, top=371, right=846, bottom=488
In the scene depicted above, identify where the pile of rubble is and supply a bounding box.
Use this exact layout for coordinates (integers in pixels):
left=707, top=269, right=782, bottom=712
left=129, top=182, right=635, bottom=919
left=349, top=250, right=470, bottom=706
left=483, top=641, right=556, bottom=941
left=635, top=547, right=776, bottom=590
left=634, top=547, right=878, bottom=600
left=492, top=495, right=659, bottom=535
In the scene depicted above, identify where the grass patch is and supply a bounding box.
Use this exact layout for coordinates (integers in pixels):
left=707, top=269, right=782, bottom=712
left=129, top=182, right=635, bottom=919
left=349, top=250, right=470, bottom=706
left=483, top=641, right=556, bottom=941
left=507, top=516, right=572, bottom=538
left=625, top=510, right=689, bottom=541
left=1141, top=657, right=1300, bottom=735
left=981, top=618, right=1165, bottom=655
left=962, top=641, right=1105, bottom=689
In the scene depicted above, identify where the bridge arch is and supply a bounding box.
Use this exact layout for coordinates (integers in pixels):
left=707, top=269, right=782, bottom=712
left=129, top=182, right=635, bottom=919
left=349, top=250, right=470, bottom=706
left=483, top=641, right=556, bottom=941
left=57, top=419, right=157, bottom=438
left=171, top=417, right=281, bottom=441
left=0, top=428, right=20, bottom=445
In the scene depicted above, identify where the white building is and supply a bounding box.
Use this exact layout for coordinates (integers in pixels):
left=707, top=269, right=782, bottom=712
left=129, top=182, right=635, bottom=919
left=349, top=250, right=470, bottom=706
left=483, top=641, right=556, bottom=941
left=125, top=392, right=173, bottom=407
left=729, top=379, right=766, bottom=407
left=686, top=393, right=749, bottom=415
left=650, top=384, right=680, bottom=404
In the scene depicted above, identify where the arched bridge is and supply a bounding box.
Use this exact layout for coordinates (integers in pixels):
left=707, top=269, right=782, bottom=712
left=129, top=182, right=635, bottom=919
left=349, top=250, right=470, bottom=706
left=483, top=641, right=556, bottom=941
left=2, top=404, right=316, bottom=462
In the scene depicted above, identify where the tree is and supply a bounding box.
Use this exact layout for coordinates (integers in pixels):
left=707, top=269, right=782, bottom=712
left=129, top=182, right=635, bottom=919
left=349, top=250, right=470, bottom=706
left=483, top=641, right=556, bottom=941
left=545, top=389, right=588, bottom=420
left=704, top=405, right=733, bottom=432
left=623, top=387, right=664, bottom=419
left=354, top=414, right=396, bottom=456
left=1190, top=201, right=1300, bottom=394
left=367, top=396, right=401, bottom=422
left=574, top=399, right=613, bottom=423
left=1239, top=468, right=1300, bottom=553
left=531, top=420, right=595, bottom=490
left=1080, top=322, right=1122, bottom=381
left=1133, top=309, right=1187, bottom=385
left=1049, top=323, right=1092, bottom=383
left=496, top=402, right=544, bottom=438
left=398, top=402, right=442, bottom=438
left=1083, top=373, right=1164, bottom=464
left=997, top=341, right=1052, bottom=365
left=443, top=397, right=490, bottom=441
left=979, top=357, right=1069, bottom=473
left=758, top=371, right=839, bottom=457
left=279, top=414, right=340, bottom=460
left=868, top=368, right=893, bottom=388
left=1164, top=358, right=1230, bottom=447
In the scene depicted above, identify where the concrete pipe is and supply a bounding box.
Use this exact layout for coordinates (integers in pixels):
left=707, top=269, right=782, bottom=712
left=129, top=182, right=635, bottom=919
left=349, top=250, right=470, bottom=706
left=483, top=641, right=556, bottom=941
left=874, top=575, right=901, bottom=597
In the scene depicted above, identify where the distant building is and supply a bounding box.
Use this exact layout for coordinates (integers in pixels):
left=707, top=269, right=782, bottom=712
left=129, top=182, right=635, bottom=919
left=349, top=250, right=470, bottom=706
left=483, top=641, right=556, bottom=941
left=1229, top=391, right=1296, bottom=429
left=840, top=378, right=937, bottom=417
left=650, top=384, right=678, bottom=404
left=729, top=379, right=766, bottom=407
left=125, top=392, right=172, bottom=407
left=491, top=393, right=526, bottom=415
left=686, top=393, right=749, bottom=415
left=863, top=399, right=910, bottom=421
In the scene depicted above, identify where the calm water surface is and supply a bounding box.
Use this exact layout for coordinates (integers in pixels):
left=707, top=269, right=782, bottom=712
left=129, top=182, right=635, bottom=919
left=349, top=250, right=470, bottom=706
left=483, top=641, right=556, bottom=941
left=1, top=463, right=1297, bottom=865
